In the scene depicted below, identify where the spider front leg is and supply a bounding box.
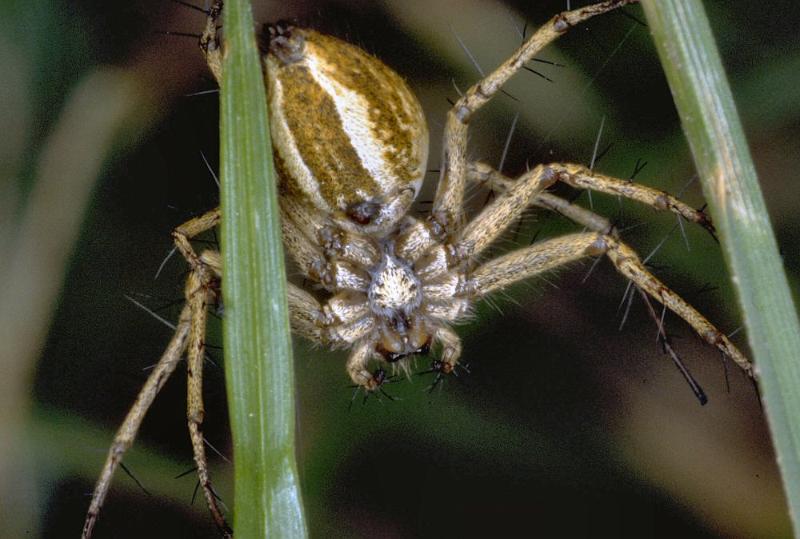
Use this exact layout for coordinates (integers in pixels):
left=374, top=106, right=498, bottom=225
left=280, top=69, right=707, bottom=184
left=82, top=305, right=192, bottom=539
left=346, top=340, right=381, bottom=390
left=433, top=0, right=639, bottom=235
left=173, top=214, right=232, bottom=537
left=467, top=161, right=715, bottom=236
left=281, top=202, right=380, bottom=290
left=424, top=326, right=465, bottom=389
left=464, top=232, right=753, bottom=376
left=199, top=0, right=224, bottom=84
left=82, top=209, right=226, bottom=538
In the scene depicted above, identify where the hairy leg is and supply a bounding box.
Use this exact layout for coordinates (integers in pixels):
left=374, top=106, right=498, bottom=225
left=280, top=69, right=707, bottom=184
left=465, top=232, right=752, bottom=375
left=83, top=206, right=225, bottom=538
left=346, top=340, right=378, bottom=389
left=281, top=202, right=379, bottom=290
left=168, top=210, right=233, bottom=535
left=467, top=161, right=713, bottom=237
left=432, top=1, right=639, bottom=235
left=199, top=0, right=224, bottom=84
left=82, top=305, right=192, bottom=539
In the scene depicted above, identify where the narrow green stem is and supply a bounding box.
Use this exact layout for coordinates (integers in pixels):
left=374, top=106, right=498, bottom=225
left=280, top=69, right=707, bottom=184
left=219, top=0, right=307, bottom=536
left=642, top=0, right=800, bottom=529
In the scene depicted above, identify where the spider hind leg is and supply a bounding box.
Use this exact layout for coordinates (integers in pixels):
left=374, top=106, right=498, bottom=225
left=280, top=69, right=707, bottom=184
left=466, top=232, right=753, bottom=387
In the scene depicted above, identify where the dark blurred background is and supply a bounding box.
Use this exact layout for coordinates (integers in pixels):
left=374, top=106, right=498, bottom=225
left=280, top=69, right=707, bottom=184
left=2, top=0, right=799, bottom=537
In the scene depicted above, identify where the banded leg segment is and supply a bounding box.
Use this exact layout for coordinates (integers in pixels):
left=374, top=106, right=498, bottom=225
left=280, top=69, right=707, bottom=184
left=185, top=267, right=231, bottom=537
left=467, top=161, right=713, bottom=235
left=467, top=232, right=752, bottom=375
left=549, top=163, right=714, bottom=235
left=199, top=0, right=224, bottom=84
left=467, top=162, right=613, bottom=234
left=433, top=0, right=639, bottom=234
left=82, top=306, right=192, bottom=539
left=172, top=210, right=232, bottom=535
left=457, top=165, right=557, bottom=258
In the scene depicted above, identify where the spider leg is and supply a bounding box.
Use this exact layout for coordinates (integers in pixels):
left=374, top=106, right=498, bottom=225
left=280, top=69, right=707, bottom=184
left=468, top=162, right=714, bottom=236
left=173, top=207, right=221, bottom=270
left=199, top=0, right=224, bottom=84
left=433, top=1, right=638, bottom=235
left=457, top=164, right=557, bottom=259
left=281, top=206, right=377, bottom=291
left=84, top=208, right=224, bottom=538
left=394, top=216, right=442, bottom=264
left=82, top=305, right=192, bottom=539
left=172, top=210, right=233, bottom=535
left=433, top=325, right=464, bottom=376
left=414, top=164, right=557, bottom=281
left=548, top=163, right=715, bottom=235
left=346, top=340, right=379, bottom=389
left=468, top=162, right=613, bottom=233
left=184, top=264, right=232, bottom=537
left=468, top=162, right=714, bottom=235
left=287, top=284, right=375, bottom=346
left=465, top=232, right=753, bottom=376
left=286, top=283, right=329, bottom=343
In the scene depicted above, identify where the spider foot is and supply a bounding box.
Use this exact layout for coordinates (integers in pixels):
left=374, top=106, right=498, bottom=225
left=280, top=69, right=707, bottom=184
left=695, top=203, right=718, bottom=242
left=417, top=359, right=470, bottom=392
left=348, top=369, right=400, bottom=409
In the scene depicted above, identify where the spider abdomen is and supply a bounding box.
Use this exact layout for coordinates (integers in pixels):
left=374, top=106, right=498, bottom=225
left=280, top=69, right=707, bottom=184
left=265, top=24, right=429, bottom=234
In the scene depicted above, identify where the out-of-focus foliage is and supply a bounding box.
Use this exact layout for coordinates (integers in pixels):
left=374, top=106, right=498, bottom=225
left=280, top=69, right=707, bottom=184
left=644, top=0, right=800, bottom=528
left=5, top=0, right=798, bottom=537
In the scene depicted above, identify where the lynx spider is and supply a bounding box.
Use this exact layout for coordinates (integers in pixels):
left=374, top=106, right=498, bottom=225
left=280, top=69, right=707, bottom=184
left=82, top=0, right=755, bottom=536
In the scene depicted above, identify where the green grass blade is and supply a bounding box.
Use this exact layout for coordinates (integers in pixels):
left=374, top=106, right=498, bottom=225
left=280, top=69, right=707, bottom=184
left=219, top=1, right=307, bottom=536
left=642, top=0, right=800, bottom=528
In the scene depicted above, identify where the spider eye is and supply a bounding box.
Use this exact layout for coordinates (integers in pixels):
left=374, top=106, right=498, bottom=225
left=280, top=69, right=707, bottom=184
left=346, top=201, right=381, bottom=225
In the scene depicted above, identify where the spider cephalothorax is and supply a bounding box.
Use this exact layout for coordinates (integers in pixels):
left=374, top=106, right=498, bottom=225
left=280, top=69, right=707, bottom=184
left=83, top=1, right=755, bottom=537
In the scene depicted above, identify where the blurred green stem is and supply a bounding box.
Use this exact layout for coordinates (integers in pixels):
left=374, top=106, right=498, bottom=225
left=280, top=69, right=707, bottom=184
left=642, top=0, right=800, bottom=529
left=219, top=0, right=307, bottom=536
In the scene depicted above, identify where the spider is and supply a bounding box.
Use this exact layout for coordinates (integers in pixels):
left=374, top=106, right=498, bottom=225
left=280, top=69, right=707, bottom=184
left=82, top=0, right=755, bottom=536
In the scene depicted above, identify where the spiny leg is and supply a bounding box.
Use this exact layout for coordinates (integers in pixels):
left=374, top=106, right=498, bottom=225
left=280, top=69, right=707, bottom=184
left=199, top=0, right=224, bottom=84
left=172, top=210, right=232, bottom=534
left=465, top=232, right=752, bottom=376
left=82, top=305, right=192, bottom=539
left=414, top=165, right=559, bottom=282
left=425, top=326, right=464, bottom=387
left=433, top=0, right=639, bottom=235
left=281, top=204, right=379, bottom=290
left=458, top=165, right=557, bottom=258
left=548, top=162, right=714, bottom=235
left=602, top=234, right=751, bottom=374
left=467, top=161, right=713, bottom=236
left=184, top=264, right=231, bottom=537
left=467, top=162, right=616, bottom=234
left=173, top=207, right=221, bottom=271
